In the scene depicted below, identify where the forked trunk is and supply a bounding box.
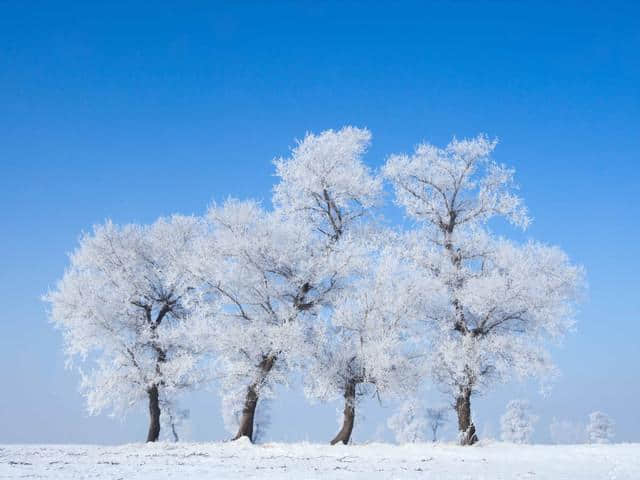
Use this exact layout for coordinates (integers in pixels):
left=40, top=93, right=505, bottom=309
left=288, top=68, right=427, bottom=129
left=330, top=380, right=356, bottom=445
left=456, top=388, right=478, bottom=445
left=146, top=384, right=161, bottom=442
left=232, top=355, right=275, bottom=442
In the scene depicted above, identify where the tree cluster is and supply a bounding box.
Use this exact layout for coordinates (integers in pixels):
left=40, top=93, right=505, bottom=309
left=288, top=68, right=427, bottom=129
left=45, top=127, right=584, bottom=445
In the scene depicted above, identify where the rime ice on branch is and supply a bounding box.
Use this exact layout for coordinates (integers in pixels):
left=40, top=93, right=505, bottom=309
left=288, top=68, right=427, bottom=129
left=383, top=135, right=584, bottom=445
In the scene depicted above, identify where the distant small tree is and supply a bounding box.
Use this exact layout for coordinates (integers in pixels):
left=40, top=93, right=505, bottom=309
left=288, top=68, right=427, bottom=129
left=586, top=411, right=615, bottom=444
left=161, top=401, right=189, bottom=442
left=426, top=406, right=449, bottom=442
left=500, top=399, right=537, bottom=444
left=388, top=400, right=427, bottom=443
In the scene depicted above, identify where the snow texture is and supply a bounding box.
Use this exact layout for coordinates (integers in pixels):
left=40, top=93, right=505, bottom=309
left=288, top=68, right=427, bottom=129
left=1, top=442, right=638, bottom=479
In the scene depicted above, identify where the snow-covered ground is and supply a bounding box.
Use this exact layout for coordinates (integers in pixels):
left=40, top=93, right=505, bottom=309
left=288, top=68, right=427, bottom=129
left=1, top=440, right=638, bottom=479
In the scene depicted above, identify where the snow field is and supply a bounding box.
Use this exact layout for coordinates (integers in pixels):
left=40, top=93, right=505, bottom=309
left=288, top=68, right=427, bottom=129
left=2, top=441, right=639, bottom=479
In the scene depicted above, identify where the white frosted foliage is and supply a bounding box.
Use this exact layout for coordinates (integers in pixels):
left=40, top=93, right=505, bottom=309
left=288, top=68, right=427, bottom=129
left=384, top=135, right=584, bottom=441
left=500, top=399, right=537, bottom=444
left=388, top=400, right=428, bottom=444
left=44, top=216, right=207, bottom=420
left=44, top=127, right=587, bottom=447
left=587, top=411, right=615, bottom=444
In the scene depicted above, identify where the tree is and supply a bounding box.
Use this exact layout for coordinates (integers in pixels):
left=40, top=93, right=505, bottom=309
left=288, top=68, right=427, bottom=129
left=274, top=126, right=397, bottom=445
left=45, top=216, right=206, bottom=442
left=587, top=411, right=615, bottom=444
left=188, top=199, right=318, bottom=442
left=161, top=401, right=189, bottom=442
left=500, top=399, right=537, bottom=444
left=383, top=135, right=584, bottom=444
left=306, top=240, right=432, bottom=445
left=388, top=399, right=428, bottom=443
left=426, top=406, right=449, bottom=442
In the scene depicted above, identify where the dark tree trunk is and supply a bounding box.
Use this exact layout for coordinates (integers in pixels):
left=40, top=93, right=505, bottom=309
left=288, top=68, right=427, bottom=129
left=170, top=421, right=179, bottom=442
left=233, top=384, right=259, bottom=442
left=232, top=355, right=275, bottom=442
left=146, top=384, right=161, bottom=442
left=330, top=380, right=356, bottom=445
left=456, top=388, right=478, bottom=445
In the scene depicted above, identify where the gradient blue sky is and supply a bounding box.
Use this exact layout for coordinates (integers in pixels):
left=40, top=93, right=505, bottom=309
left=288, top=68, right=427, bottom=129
left=1, top=1, right=639, bottom=444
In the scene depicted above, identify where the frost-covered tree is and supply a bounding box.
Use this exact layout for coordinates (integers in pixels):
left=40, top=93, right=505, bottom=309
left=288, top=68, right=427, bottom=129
left=586, top=411, right=615, bottom=444
left=388, top=401, right=448, bottom=444
left=306, top=240, right=433, bottom=445
left=188, top=200, right=318, bottom=442
left=45, top=216, right=206, bottom=442
left=500, top=399, right=537, bottom=444
left=384, top=135, right=584, bottom=444
left=162, top=401, right=189, bottom=442
left=388, top=399, right=428, bottom=443
left=426, top=406, right=449, bottom=442
left=274, top=126, right=398, bottom=445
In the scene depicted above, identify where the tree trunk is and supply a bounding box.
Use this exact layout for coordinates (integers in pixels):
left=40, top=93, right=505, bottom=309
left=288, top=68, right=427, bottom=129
left=146, top=384, right=161, bottom=442
left=330, top=380, right=356, bottom=445
left=232, top=355, right=275, bottom=442
left=456, top=388, right=478, bottom=445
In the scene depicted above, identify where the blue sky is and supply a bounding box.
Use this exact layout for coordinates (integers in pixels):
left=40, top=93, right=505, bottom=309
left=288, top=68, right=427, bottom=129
left=1, top=1, right=639, bottom=444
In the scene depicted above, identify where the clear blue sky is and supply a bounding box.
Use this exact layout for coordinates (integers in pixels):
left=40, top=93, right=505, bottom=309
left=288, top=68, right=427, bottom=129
left=1, top=1, right=638, bottom=444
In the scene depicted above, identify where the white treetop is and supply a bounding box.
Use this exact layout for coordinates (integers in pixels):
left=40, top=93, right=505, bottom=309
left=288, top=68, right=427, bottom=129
left=383, top=135, right=529, bottom=230
left=383, top=135, right=584, bottom=444
left=500, top=399, right=538, bottom=444
left=273, top=126, right=381, bottom=240
left=586, top=411, right=615, bottom=444
left=44, top=216, right=206, bottom=440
